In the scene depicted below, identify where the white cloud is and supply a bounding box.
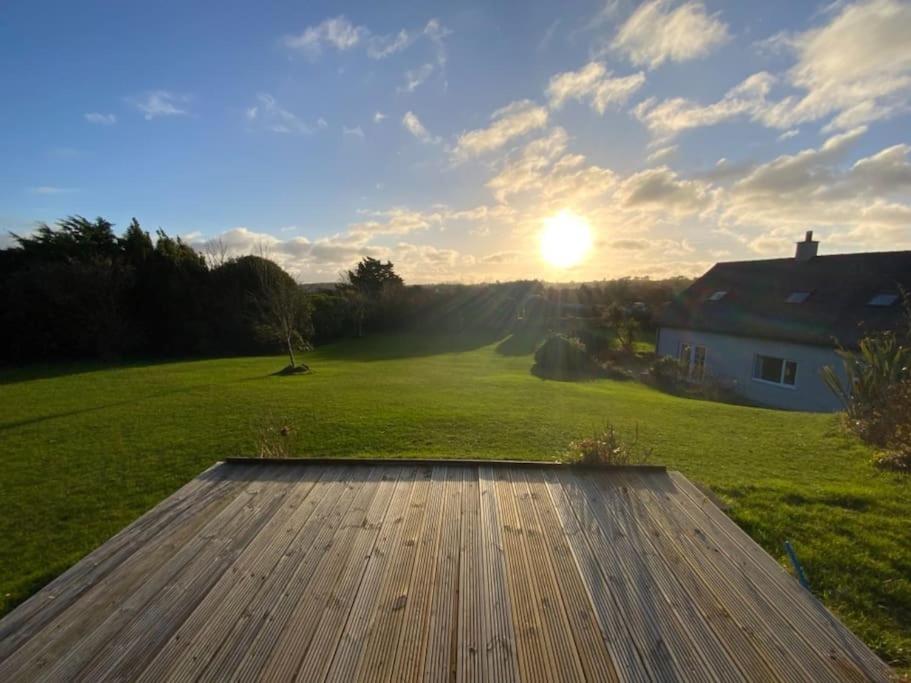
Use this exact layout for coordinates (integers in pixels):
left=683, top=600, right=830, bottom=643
left=283, top=16, right=366, bottom=57
left=633, top=71, right=775, bottom=139
left=777, top=129, right=799, bottom=141
left=284, top=15, right=450, bottom=67
left=399, top=63, right=435, bottom=93
left=84, top=112, right=116, bottom=125
left=646, top=144, right=678, bottom=163
left=636, top=0, right=911, bottom=138
left=246, top=93, right=322, bottom=135
left=343, top=125, right=365, bottom=138
left=452, top=100, right=549, bottom=160
left=765, top=0, right=911, bottom=130
left=373, top=111, right=386, bottom=123
left=402, top=111, right=440, bottom=144
left=619, top=166, right=713, bottom=214
left=546, top=61, right=645, bottom=113
left=129, top=91, right=189, bottom=120
left=28, top=186, right=74, bottom=195
left=612, top=0, right=730, bottom=69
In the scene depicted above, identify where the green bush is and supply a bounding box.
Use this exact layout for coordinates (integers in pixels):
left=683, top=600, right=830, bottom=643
left=650, top=355, right=688, bottom=390
left=532, top=334, right=601, bottom=379
left=822, top=333, right=911, bottom=446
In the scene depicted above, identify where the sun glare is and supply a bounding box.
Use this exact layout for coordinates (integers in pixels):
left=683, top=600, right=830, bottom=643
left=539, top=211, right=593, bottom=269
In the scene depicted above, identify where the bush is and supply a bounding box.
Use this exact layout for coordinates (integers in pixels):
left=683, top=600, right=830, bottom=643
left=565, top=422, right=652, bottom=465
left=650, top=355, right=688, bottom=390
left=872, top=379, right=911, bottom=472
left=533, top=334, right=602, bottom=379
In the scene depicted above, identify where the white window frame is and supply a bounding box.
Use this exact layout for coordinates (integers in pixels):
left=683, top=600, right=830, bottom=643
left=751, top=354, right=798, bottom=389
left=679, top=343, right=707, bottom=382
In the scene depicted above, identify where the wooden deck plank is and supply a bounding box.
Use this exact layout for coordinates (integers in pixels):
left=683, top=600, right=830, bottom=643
left=584, top=471, right=749, bottom=681
left=322, top=466, right=420, bottom=682
left=619, top=471, right=789, bottom=682
left=524, top=469, right=620, bottom=683
left=421, top=466, right=464, bottom=683
left=494, top=467, right=555, bottom=682
left=667, top=472, right=889, bottom=682
left=355, top=465, right=433, bottom=682
left=386, top=464, right=449, bottom=681
left=456, top=465, right=486, bottom=683
left=201, top=466, right=374, bottom=681
left=0, top=462, right=892, bottom=683
left=670, top=472, right=892, bottom=681
left=0, top=464, right=262, bottom=681
left=296, top=466, right=416, bottom=683
left=508, top=468, right=586, bottom=683
left=0, top=463, right=246, bottom=674
left=540, top=468, right=652, bottom=683
left=232, top=465, right=388, bottom=681
left=136, top=464, right=332, bottom=681
left=0, top=461, right=239, bottom=660
left=478, top=464, right=519, bottom=683
left=550, top=468, right=689, bottom=681
left=67, top=465, right=300, bottom=682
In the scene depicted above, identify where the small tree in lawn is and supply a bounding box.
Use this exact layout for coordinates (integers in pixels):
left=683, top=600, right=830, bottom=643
left=251, top=255, right=313, bottom=371
left=603, top=303, right=639, bottom=353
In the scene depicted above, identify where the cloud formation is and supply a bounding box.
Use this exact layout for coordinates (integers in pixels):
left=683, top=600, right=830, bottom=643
left=129, top=91, right=189, bottom=120
left=547, top=62, right=645, bottom=113
left=402, top=111, right=440, bottom=143
left=245, top=93, right=324, bottom=135
left=452, top=100, right=549, bottom=160
left=612, top=0, right=730, bottom=69
left=84, top=112, right=116, bottom=125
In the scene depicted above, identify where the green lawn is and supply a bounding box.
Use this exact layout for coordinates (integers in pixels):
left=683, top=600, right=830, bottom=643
left=1, top=332, right=908, bottom=669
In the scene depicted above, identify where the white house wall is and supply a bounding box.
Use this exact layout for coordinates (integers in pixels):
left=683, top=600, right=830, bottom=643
left=656, top=327, right=845, bottom=412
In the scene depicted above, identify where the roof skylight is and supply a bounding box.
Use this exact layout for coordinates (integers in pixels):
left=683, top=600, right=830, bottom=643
left=868, top=293, right=899, bottom=307
left=707, top=290, right=727, bottom=301
left=785, top=291, right=811, bottom=304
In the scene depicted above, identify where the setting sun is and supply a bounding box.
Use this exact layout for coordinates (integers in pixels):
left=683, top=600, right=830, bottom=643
left=539, top=210, right=593, bottom=269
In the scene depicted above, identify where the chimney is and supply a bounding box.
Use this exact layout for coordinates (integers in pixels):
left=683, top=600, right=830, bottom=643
left=795, top=230, right=818, bottom=262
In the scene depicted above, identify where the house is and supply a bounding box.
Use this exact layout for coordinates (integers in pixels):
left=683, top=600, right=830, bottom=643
left=656, top=232, right=911, bottom=411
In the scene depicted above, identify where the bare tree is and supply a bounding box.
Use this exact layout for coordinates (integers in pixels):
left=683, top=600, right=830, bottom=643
left=203, top=236, right=230, bottom=269
left=251, top=246, right=313, bottom=369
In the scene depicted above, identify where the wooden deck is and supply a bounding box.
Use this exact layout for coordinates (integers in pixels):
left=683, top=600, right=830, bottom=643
left=0, top=460, right=891, bottom=682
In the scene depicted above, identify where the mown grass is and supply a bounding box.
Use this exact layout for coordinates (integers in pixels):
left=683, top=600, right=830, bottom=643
left=0, top=332, right=908, bottom=669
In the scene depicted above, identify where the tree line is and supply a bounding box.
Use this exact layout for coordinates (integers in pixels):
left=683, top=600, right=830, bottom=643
left=0, top=216, right=690, bottom=364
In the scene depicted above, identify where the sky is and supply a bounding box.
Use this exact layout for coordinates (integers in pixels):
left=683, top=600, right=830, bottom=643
left=2, top=0, right=910, bottom=283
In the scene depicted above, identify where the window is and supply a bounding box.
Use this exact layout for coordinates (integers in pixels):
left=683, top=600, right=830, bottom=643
left=753, top=355, right=797, bottom=386
left=868, top=293, right=899, bottom=307
left=679, top=343, right=692, bottom=364
left=679, top=343, right=707, bottom=382
left=692, top=346, right=706, bottom=382
left=785, top=291, right=811, bottom=304
left=707, top=290, right=727, bottom=301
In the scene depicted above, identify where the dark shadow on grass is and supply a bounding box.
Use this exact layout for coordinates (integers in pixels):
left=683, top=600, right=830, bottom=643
left=0, top=357, right=186, bottom=386
left=314, top=330, right=504, bottom=362
left=495, top=327, right=546, bottom=356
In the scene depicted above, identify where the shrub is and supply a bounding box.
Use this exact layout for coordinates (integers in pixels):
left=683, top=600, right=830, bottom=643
left=872, top=379, right=911, bottom=472
left=565, top=422, right=652, bottom=465
left=533, top=334, right=601, bottom=379
left=650, top=355, right=688, bottom=390
left=822, top=333, right=911, bottom=446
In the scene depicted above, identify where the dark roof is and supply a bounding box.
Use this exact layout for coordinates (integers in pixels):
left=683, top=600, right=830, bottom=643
left=658, top=250, right=911, bottom=347
left=0, top=459, right=891, bottom=681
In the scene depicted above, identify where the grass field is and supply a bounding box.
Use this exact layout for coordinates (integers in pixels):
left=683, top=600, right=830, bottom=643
left=1, top=332, right=908, bottom=669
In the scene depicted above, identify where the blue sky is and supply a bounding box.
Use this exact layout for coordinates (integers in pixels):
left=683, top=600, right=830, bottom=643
left=2, top=0, right=910, bottom=282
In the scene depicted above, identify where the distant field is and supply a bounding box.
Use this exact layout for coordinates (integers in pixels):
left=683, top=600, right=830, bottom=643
left=1, top=332, right=908, bottom=669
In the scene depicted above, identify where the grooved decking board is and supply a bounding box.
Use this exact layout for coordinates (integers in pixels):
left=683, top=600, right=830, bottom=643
left=0, top=460, right=892, bottom=682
